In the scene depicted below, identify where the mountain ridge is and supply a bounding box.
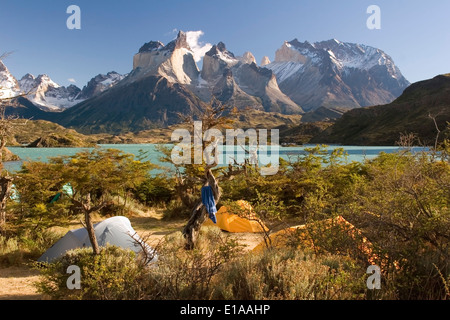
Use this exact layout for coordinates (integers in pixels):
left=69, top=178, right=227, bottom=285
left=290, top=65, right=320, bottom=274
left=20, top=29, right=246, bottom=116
left=2, top=31, right=411, bottom=135
left=264, top=38, right=410, bottom=111
left=311, top=74, right=450, bottom=146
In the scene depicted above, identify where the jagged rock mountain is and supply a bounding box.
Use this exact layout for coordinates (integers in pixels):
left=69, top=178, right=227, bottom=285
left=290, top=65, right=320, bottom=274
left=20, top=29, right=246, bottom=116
left=130, top=35, right=302, bottom=114
left=261, top=56, right=271, bottom=66
left=18, top=73, right=83, bottom=111
left=78, top=71, right=126, bottom=100
left=238, top=52, right=257, bottom=65
left=53, top=32, right=303, bottom=133
left=265, top=39, right=410, bottom=111
left=132, top=32, right=199, bottom=85
left=0, top=60, right=21, bottom=100
left=18, top=71, right=125, bottom=111
left=0, top=62, right=53, bottom=120
left=54, top=74, right=205, bottom=134
left=3, top=31, right=412, bottom=135
left=54, top=32, right=206, bottom=133
left=198, top=42, right=303, bottom=114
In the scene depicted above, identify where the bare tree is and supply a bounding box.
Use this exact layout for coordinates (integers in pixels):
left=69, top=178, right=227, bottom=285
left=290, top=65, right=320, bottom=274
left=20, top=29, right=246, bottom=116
left=177, top=102, right=233, bottom=249
left=429, top=112, right=443, bottom=151
left=183, top=169, right=221, bottom=250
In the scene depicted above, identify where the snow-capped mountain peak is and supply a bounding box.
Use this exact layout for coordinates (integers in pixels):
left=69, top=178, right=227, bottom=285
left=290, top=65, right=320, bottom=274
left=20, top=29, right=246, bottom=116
left=265, top=38, right=410, bottom=111
left=14, top=70, right=126, bottom=111
left=17, top=73, right=81, bottom=111
left=206, top=42, right=238, bottom=65
left=0, top=60, right=21, bottom=100
left=79, top=71, right=126, bottom=99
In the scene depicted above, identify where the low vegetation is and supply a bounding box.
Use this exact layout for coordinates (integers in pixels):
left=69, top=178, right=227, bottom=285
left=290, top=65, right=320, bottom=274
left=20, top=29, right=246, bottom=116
left=0, top=134, right=449, bottom=300
left=9, top=120, right=97, bottom=147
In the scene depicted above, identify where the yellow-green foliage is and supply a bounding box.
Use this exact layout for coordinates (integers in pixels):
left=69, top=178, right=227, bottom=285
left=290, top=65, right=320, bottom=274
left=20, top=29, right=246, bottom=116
left=0, top=235, right=21, bottom=266
left=0, top=230, right=62, bottom=267
left=219, top=146, right=449, bottom=299
left=213, top=249, right=366, bottom=300
left=12, top=144, right=450, bottom=300
left=12, top=148, right=155, bottom=230
left=35, top=246, right=147, bottom=300
left=143, top=228, right=243, bottom=300
left=35, top=228, right=243, bottom=300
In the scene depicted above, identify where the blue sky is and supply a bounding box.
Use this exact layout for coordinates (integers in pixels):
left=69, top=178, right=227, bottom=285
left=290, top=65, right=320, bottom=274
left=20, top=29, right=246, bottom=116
left=1, top=0, right=449, bottom=87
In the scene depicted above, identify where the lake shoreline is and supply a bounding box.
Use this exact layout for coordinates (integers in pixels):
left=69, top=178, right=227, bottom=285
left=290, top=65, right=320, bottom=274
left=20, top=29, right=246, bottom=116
left=3, top=144, right=430, bottom=174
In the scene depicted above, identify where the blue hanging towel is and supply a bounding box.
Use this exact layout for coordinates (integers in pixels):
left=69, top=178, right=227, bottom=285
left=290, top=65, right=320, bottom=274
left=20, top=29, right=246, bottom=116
left=201, top=186, right=217, bottom=224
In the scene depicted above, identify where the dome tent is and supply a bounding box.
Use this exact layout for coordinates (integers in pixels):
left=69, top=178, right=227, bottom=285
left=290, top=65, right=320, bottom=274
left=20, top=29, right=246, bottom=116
left=38, top=216, right=156, bottom=263
left=252, top=216, right=381, bottom=266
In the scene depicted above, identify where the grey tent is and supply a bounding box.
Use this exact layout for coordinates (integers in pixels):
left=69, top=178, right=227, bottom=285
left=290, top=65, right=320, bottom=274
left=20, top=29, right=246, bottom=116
left=38, top=216, right=156, bottom=263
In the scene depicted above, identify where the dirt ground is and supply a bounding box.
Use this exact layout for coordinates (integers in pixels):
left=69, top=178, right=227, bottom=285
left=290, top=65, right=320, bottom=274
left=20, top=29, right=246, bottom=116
left=0, top=210, right=266, bottom=300
left=0, top=266, right=43, bottom=300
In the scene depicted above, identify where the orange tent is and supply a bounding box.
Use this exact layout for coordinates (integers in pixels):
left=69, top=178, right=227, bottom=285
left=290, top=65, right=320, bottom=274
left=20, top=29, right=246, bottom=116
left=203, top=200, right=269, bottom=233
left=253, top=216, right=383, bottom=266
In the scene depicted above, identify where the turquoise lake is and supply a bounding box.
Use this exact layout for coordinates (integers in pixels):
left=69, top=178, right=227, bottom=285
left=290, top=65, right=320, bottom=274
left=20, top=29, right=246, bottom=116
left=4, top=144, right=428, bottom=174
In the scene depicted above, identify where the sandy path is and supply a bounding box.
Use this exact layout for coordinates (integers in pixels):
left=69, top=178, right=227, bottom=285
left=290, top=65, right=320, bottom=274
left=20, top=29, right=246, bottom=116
left=0, top=266, right=43, bottom=300
left=0, top=211, right=268, bottom=300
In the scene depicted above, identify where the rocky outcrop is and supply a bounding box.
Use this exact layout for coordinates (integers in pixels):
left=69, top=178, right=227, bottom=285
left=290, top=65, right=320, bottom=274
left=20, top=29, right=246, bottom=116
left=238, top=52, right=257, bottom=65
left=132, top=31, right=199, bottom=85
left=200, top=42, right=303, bottom=114
left=78, top=71, right=125, bottom=99
left=233, top=62, right=302, bottom=114
left=260, top=56, right=271, bottom=66
left=201, top=42, right=239, bottom=82
left=27, top=133, right=96, bottom=148
left=301, top=106, right=346, bottom=122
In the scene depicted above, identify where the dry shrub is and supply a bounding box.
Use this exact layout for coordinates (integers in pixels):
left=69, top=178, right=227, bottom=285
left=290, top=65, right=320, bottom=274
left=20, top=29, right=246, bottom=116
left=35, top=245, right=149, bottom=300
left=0, top=235, right=22, bottom=266
left=212, top=248, right=366, bottom=300
left=34, top=227, right=243, bottom=300
left=144, top=227, right=243, bottom=300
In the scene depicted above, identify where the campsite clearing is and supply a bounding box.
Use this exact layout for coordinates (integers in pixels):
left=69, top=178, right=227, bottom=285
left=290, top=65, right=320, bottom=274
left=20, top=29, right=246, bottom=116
left=0, top=266, right=43, bottom=300
left=0, top=208, right=266, bottom=300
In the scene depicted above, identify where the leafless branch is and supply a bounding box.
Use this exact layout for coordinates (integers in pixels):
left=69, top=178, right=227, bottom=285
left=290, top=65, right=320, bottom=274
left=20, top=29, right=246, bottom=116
left=128, top=231, right=161, bottom=266
left=429, top=112, right=443, bottom=150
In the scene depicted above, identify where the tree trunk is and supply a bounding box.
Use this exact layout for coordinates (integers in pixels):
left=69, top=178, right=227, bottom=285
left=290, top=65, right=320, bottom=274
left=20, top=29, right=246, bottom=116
left=182, top=169, right=221, bottom=250
left=84, top=193, right=100, bottom=255
left=0, top=175, right=12, bottom=227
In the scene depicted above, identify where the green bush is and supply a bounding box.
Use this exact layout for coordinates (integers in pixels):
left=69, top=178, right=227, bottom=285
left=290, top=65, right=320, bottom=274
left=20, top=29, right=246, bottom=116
left=0, top=230, right=61, bottom=267
left=212, top=248, right=366, bottom=300
left=0, top=235, right=22, bottom=266
left=133, top=176, right=175, bottom=206
left=35, top=246, right=149, bottom=300
left=35, top=228, right=243, bottom=300
left=345, top=151, right=450, bottom=299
